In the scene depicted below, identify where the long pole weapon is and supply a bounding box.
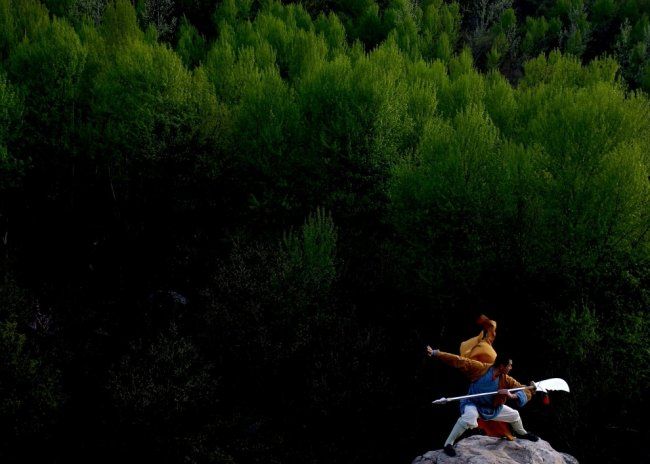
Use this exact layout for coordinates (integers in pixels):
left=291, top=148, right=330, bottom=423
left=432, top=378, right=569, bottom=405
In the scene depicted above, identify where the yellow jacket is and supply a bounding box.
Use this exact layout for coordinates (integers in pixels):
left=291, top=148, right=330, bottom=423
left=459, top=315, right=497, bottom=363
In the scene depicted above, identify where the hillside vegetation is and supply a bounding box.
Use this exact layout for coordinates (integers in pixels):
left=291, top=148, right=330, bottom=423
left=0, top=1, right=648, bottom=463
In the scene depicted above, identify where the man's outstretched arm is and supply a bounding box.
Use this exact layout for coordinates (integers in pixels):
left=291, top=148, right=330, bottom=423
left=426, top=346, right=490, bottom=381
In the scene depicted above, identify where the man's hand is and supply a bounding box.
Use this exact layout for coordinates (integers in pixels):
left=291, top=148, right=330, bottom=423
left=426, top=345, right=439, bottom=357
left=498, top=388, right=516, bottom=399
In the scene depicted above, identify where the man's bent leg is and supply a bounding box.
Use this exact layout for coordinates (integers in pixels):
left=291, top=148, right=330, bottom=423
left=492, top=405, right=526, bottom=434
left=444, top=405, right=479, bottom=446
left=492, top=405, right=539, bottom=442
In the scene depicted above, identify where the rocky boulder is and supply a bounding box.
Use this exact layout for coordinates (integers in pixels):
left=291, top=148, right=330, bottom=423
left=412, top=436, right=578, bottom=464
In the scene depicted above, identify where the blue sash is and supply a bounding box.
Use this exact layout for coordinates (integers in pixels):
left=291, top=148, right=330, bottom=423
left=460, top=367, right=502, bottom=420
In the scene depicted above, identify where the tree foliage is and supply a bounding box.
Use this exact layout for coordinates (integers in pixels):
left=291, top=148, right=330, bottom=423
left=0, top=1, right=648, bottom=464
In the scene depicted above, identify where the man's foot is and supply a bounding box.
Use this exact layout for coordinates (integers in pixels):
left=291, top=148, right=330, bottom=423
left=515, top=432, right=539, bottom=442
left=443, top=444, right=456, bottom=457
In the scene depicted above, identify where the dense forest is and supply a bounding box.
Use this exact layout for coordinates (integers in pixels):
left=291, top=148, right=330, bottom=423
left=0, top=0, right=648, bottom=463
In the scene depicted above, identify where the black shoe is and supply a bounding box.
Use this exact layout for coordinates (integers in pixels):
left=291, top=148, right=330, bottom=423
left=443, top=444, right=456, bottom=457
left=516, top=432, right=539, bottom=442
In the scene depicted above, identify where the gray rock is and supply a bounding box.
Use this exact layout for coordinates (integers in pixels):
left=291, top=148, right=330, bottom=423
left=412, top=436, right=579, bottom=464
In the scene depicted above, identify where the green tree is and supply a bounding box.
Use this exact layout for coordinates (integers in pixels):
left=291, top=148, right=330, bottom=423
left=522, top=16, right=555, bottom=58
left=283, top=208, right=338, bottom=295
left=91, top=38, right=218, bottom=168
left=422, top=0, right=460, bottom=61
left=0, top=0, right=50, bottom=61
left=0, top=73, right=23, bottom=190
left=9, top=17, right=86, bottom=164
left=101, top=0, right=144, bottom=46
left=388, top=104, right=518, bottom=296
left=176, top=15, right=207, bottom=68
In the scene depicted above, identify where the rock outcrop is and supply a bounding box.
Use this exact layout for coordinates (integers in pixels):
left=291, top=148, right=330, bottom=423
left=412, top=436, right=578, bottom=464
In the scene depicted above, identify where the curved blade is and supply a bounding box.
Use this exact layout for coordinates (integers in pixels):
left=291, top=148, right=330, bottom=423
left=432, top=397, right=448, bottom=405
left=535, top=378, right=570, bottom=393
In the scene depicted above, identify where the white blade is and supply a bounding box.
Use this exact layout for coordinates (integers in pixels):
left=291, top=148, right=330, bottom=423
left=535, top=378, right=570, bottom=393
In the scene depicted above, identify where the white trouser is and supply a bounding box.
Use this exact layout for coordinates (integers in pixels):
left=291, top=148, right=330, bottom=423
left=444, top=404, right=527, bottom=446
